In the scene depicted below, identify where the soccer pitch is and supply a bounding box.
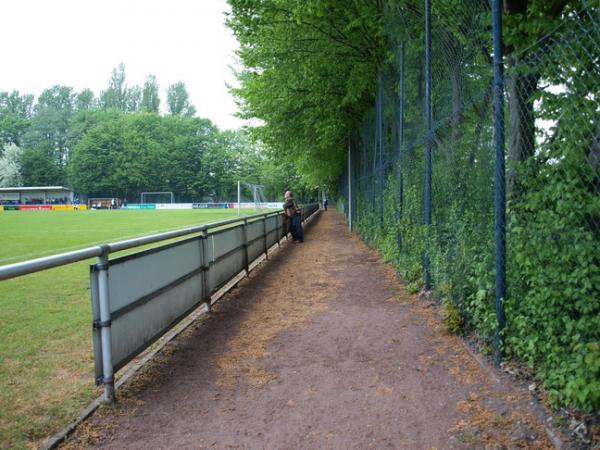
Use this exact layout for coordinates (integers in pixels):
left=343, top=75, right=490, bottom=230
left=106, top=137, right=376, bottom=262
left=0, top=209, right=258, bottom=449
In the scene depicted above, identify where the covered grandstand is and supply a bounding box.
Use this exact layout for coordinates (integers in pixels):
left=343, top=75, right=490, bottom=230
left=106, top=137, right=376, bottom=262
left=0, top=186, right=75, bottom=206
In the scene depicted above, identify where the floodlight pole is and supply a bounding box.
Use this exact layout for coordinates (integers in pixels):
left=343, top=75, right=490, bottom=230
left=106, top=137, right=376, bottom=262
left=237, top=181, right=241, bottom=216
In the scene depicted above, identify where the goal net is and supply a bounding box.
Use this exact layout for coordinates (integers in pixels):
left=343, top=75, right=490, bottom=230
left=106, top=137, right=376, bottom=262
left=240, top=183, right=268, bottom=212
left=140, top=192, right=174, bottom=204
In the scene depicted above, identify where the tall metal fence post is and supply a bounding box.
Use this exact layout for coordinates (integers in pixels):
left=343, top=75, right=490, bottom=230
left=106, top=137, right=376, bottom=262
left=96, top=245, right=115, bottom=403
left=377, top=72, right=385, bottom=224
left=492, top=0, right=506, bottom=367
left=348, top=140, right=353, bottom=232
left=423, top=0, right=433, bottom=290
left=397, top=42, right=405, bottom=249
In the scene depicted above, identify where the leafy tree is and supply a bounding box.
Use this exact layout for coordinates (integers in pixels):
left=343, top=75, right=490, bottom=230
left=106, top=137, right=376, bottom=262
left=21, top=146, right=64, bottom=186
left=0, top=143, right=23, bottom=187
left=227, top=0, right=386, bottom=188
left=0, top=91, right=34, bottom=149
left=69, top=112, right=220, bottom=200
left=125, top=86, right=142, bottom=112
left=0, top=113, right=29, bottom=150
left=68, top=116, right=130, bottom=197
left=67, top=111, right=276, bottom=202
left=75, top=89, right=96, bottom=111
left=159, top=115, right=218, bottom=201
left=256, top=156, right=302, bottom=201
left=35, top=85, right=74, bottom=114
left=141, top=75, right=160, bottom=113
left=0, top=90, right=34, bottom=118
left=67, top=109, right=123, bottom=150
left=23, top=85, right=75, bottom=176
left=503, top=0, right=587, bottom=194
left=21, top=85, right=74, bottom=184
left=100, top=63, right=128, bottom=110
left=166, top=82, right=196, bottom=116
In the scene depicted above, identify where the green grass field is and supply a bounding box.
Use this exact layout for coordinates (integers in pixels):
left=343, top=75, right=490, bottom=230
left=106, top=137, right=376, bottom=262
left=0, top=209, right=257, bottom=449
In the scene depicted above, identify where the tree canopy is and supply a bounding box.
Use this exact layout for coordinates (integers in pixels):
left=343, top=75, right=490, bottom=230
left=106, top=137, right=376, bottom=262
left=227, top=0, right=388, bottom=189
left=226, top=0, right=588, bottom=191
left=0, top=64, right=298, bottom=201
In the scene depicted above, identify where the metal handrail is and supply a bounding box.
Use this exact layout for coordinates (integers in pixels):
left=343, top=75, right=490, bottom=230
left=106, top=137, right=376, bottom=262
left=0, top=209, right=286, bottom=282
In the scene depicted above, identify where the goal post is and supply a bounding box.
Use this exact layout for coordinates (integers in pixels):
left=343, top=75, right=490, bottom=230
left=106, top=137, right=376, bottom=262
left=140, top=192, right=174, bottom=204
left=239, top=182, right=267, bottom=213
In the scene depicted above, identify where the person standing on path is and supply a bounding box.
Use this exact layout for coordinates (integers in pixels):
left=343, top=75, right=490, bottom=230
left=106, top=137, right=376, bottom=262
left=284, top=190, right=303, bottom=242
left=323, top=198, right=328, bottom=211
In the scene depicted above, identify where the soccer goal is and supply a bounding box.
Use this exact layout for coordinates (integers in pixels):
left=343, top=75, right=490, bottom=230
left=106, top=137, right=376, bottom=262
left=248, top=184, right=267, bottom=210
left=140, top=192, right=174, bottom=204
left=237, top=182, right=268, bottom=215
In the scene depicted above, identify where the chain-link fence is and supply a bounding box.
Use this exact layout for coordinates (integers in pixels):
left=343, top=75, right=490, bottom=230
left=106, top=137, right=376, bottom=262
left=337, top=2, right=599, bottom=411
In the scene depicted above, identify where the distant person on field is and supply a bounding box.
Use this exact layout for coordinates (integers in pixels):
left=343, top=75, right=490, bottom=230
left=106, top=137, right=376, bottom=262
left=323, top=198, right=328, bottom=211
left=111, top=198, right=116, bottom=209
left=283, top=191, right=303, bottom=243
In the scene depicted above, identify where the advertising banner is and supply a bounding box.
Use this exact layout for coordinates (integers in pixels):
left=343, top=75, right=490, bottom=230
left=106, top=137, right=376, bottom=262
left=19, top=205, right=52, bottom=211
left=51, top=205, right=75, bottom=211
left=192, top=203, right=229, bottom=209
left=155, top=203, right=193, bottom=210
left=230, top=202, right=283, bottom=209
left=122, top=204, right=156, bottom=210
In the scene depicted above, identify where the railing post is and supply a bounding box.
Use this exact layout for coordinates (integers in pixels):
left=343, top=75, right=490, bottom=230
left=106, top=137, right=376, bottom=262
left=492, top=0, right=506, bottom=368
left=96, top=244, right=115, bottom=403
left=200, top=228, right=211, bottom=313
left=263, top=215, right=269, bottom=259
left=275, top=214, right=281, bottom=248
left=242, top=219, right=250, bottom=274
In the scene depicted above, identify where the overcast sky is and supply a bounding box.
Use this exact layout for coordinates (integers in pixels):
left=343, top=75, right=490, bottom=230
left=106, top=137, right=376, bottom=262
left=0, top=0, right=245, bottom=130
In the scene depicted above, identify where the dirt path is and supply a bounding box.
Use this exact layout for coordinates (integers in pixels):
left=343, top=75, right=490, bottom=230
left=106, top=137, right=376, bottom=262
left=64, top=211, right=555, bottom=449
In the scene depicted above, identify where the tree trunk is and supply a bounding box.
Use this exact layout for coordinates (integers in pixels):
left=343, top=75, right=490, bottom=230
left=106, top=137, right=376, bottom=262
left=507, top=66, right=540, bottom=196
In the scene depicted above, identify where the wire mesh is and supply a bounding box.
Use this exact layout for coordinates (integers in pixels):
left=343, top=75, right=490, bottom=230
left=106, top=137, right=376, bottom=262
left=502, top=6, right=600, bottom=407
left=337, top=1, right=600, bottom=410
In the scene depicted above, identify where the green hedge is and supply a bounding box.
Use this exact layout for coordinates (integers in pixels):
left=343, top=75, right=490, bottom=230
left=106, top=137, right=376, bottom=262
left=348, top=159, right=599, bottom=412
